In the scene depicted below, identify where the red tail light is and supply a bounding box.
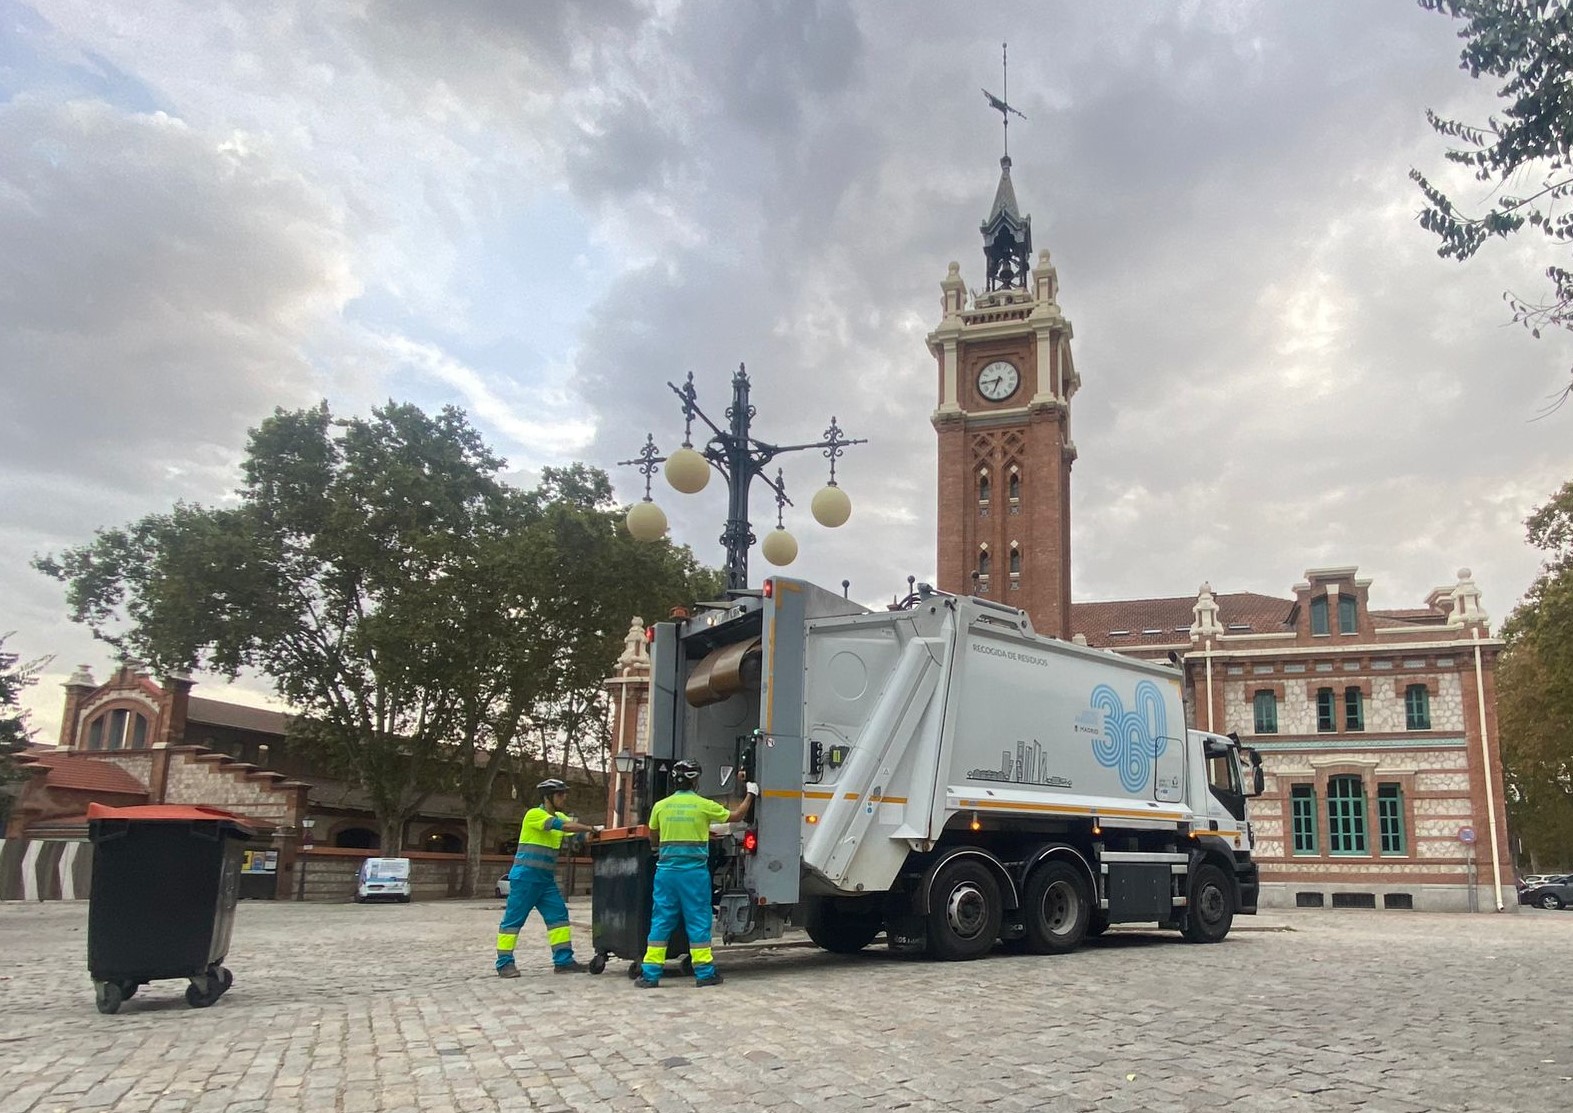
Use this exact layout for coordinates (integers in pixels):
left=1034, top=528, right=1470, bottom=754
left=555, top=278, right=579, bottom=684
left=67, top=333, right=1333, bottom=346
left=762, top=579, right=774, bottom=599
left=742, top=829, right=758, bottom=853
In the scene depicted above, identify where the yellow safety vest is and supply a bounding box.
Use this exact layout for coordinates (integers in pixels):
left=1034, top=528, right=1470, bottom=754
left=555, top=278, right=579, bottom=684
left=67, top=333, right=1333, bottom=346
left=648, top=791, right=730, bottom=867
left=512, top=806, right=568, bottom=872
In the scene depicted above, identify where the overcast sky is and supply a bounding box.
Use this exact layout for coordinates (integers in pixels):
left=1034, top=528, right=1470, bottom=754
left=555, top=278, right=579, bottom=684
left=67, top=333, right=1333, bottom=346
left=4, top=1, right=1569, bottom=744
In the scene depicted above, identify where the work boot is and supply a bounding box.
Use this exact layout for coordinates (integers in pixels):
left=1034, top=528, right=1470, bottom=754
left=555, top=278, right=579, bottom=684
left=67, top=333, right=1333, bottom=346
left=553, top=960, right=589, bottom=974
left=694, top=972, right=724, bottom=987
left=496, top=963, right=520, bottom=979
left=633, top=975, right=660, bottom=988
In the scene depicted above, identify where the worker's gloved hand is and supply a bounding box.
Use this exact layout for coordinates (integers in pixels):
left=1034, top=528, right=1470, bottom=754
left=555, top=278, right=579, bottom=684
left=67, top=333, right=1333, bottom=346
left=591, top=825, right=605, bottom=834
left=746, top=781, right=760, bottom=797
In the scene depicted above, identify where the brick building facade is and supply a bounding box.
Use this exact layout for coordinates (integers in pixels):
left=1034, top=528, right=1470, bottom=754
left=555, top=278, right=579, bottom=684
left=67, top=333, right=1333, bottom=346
left=1068, top=567, right=1512, bottom=912
left=925, top=152, right=1512, bottom=912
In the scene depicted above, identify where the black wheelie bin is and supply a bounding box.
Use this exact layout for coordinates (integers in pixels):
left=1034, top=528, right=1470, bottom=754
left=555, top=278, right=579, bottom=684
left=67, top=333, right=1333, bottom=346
left=86, top=803, right=253, bottom=1014
left=587, top=826, right=690, bottom=977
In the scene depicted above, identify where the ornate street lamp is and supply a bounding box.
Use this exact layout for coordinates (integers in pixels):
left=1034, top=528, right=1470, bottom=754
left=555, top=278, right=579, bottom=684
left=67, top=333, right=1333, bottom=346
left=621, top=363, right=865, bottom=592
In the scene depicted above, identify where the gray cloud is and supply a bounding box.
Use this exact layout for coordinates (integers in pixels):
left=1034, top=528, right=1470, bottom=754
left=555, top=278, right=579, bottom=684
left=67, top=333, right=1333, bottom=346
left=8, top=0, right=1570, bottom=742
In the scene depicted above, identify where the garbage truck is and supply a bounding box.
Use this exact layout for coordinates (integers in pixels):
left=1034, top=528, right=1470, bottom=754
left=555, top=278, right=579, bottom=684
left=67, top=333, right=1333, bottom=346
left=639, top=576, right=1263, bottom=961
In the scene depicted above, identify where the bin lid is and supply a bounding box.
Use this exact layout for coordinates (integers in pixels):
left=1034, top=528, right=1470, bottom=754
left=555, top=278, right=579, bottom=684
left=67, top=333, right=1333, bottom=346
left=86, top=803, right=256, bottom=834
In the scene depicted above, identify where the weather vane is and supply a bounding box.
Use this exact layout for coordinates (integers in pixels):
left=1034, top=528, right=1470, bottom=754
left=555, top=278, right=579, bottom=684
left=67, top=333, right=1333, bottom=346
left=981, top=41, right=1025, bottom=159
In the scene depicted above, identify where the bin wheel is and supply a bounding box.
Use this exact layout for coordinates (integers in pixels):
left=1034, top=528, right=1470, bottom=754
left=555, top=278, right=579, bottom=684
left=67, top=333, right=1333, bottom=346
left=588, top=955, right=606, bottom=975
left=679, top=955, right=693, bottom=975
left=119, top=981, right=139, bottom=1001
left=214, top=967, right=234, bottom=999
left=185, top=983, right=214, bottom=1008
left=94, top=981, right=124, bottom=1015
left=627, top=961, right=642, bottom=980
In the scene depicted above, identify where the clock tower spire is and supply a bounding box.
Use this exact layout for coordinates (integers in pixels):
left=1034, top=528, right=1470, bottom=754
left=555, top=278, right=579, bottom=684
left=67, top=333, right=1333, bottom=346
left=928, top=79, right=1078, bottom=638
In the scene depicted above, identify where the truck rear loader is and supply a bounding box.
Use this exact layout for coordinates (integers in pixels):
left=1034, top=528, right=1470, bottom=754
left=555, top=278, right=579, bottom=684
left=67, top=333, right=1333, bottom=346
left=641, top=577, right=1263, bottom=960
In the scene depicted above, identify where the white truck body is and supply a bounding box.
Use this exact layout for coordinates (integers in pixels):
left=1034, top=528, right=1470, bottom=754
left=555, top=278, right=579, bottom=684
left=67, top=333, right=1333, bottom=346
left=646, top=577, right=1260, bottom=959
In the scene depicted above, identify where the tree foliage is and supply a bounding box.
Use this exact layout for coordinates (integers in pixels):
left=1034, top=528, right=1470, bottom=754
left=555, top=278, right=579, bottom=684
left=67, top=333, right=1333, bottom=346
left=1412, top=0, right=1573, bottom=411
left=35, top=402, right=722, bottom=873
left=1497, top=479, right=1573, bottom=869
left=0, top=634, right=50, bottom=830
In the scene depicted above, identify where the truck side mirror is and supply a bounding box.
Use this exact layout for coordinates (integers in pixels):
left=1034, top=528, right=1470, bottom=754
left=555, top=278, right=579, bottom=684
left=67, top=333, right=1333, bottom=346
left=1242, top=747, right=1265, bottom=797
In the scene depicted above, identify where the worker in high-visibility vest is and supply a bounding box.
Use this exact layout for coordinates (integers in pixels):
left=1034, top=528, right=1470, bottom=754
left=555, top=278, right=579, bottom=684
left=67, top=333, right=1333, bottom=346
left=634, top=760, right=756, bottom=988
left=496, top=778, right=601, bottom=977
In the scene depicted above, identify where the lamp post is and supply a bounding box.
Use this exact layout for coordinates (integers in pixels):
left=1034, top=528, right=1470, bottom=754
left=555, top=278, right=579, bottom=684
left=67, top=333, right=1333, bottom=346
left=621, top=363, right=865, bottom=592
left=296, top=817, right=316, bottom=902
left=612, top=751, right=649, bottom=827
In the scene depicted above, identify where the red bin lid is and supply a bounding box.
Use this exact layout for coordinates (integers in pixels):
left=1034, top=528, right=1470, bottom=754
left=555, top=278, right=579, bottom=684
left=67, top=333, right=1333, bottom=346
left=87, top=803, right=255, bottom=834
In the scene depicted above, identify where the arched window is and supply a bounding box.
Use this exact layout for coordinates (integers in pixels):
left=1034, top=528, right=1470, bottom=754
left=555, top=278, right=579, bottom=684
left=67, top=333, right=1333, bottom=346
left=1008, top=547, right=1021, bottom=575
left=84, top=707, right=150, bottom=751
left=1007, top=470, right=1021, bottom=501
left=977, top=470, right=991, bottom=504
left=422, top=831, right=464, bottom=854
left=334, top=827, right=381, bottom=850
left=977, top=548, right=991, bottom=577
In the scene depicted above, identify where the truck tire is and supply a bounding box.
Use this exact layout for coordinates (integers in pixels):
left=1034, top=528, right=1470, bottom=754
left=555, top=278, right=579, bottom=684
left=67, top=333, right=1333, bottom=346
left=926, top=858, right=1002, bottom=961
left=1181, top=863, right=1234, bottom=944
left=1023, top=860, right=1090, bottom=955
left=803, top=898, right=883, bottom=954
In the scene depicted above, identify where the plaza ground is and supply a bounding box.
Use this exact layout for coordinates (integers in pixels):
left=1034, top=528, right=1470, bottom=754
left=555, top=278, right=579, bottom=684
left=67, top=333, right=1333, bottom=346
left=0, top=898, right=1567, bottom=1112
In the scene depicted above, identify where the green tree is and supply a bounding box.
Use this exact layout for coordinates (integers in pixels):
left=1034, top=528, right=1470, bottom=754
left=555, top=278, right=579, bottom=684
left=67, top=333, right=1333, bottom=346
left=36, top=402, right=724, bottom=874
left=0, top=634, right=50, bottom=830
left=36, top=402, right=510, bottom=849
left=446, top=463, right=724, bottom=894
left=1497, top=479, right=1573, bottom=870
left=1411, top=0, right=1573, bottom=411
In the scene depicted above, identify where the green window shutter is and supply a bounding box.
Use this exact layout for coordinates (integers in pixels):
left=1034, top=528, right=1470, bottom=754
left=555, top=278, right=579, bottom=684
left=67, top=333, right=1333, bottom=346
left=1311, top=597, right=1329, bottom=636
left=1344, top=688, right=1364, bottom=732
left=1316, top=688, right=1336, bottom=732
left=1405, top=685, right=1431, bottom=730
left=1327, top=775, right=1367, bottom=855
left=1377, top=784, right=1405, bottom=855
left=1253, top=691, right=1278, bottom=735
left=1290, top=785, right=1317, bottom=855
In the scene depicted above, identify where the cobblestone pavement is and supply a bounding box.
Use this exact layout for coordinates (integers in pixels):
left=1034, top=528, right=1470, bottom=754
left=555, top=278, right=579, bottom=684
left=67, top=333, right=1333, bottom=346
left=1, top=899, right=1568, bottom=1112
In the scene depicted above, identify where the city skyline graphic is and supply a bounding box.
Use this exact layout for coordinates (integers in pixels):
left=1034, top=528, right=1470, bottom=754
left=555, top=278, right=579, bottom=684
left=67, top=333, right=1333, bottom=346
left=966, top=737, right=1073, bottom=788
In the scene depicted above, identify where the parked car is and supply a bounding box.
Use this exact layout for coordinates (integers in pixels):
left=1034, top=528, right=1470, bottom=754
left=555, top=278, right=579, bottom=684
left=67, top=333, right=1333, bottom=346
left=1518, top=875, right=1573, bottom=910
left=495, top=874, right=510, bottom=899
left=354, top=857, right=413, bottom=903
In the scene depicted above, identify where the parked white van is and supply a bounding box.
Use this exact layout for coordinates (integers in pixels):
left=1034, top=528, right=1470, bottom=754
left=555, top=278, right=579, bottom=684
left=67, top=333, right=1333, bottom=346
left=354, top=857, right=412, bottom=903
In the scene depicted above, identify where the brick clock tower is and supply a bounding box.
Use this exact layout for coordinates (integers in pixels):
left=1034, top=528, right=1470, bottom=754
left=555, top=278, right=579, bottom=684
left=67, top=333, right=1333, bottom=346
left=928, top=153, right=1079, bottom=639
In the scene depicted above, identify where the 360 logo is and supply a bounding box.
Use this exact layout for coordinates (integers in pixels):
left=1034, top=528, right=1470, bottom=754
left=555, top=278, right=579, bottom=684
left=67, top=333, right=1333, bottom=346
left=1088, top=680, right=1169, bottom=793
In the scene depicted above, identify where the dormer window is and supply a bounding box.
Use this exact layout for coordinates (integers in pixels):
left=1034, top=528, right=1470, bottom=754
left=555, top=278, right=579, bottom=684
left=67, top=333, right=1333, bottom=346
left=84, top=706, right=150, bottom=751
left=1338, top=595, right=1357, bottom=634
left=1310, top=596, right=1329, bottom=636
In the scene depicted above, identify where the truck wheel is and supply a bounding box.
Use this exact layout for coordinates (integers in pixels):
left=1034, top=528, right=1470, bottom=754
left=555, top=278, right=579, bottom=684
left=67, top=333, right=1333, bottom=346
left=1023, top=861, right=1090, bottom=954
left=926, top=858, right=1002, bottom=961
left=803, top=898, right=883, bottom=954
left=1182, top=863, right=1234, bottom=944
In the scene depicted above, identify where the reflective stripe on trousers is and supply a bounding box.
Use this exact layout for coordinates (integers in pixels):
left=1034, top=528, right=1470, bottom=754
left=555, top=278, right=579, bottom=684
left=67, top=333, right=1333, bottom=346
left=641, top=862, right=716, bottom=983
left=495, top=866, right=574, bottom=969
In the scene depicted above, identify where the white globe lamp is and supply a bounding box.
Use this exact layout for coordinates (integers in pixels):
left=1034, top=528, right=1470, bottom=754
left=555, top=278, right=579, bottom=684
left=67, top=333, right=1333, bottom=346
left=665, top=446, right=711, bottom=494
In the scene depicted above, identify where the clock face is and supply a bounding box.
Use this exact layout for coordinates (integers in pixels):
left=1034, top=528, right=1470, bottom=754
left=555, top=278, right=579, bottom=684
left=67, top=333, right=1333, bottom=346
left=976, top=360, right=1020, bottom=402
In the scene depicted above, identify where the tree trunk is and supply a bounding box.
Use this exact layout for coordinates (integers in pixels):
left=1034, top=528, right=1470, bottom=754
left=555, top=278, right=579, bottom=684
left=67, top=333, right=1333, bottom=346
left=464, top=813, right=487, bottom=898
